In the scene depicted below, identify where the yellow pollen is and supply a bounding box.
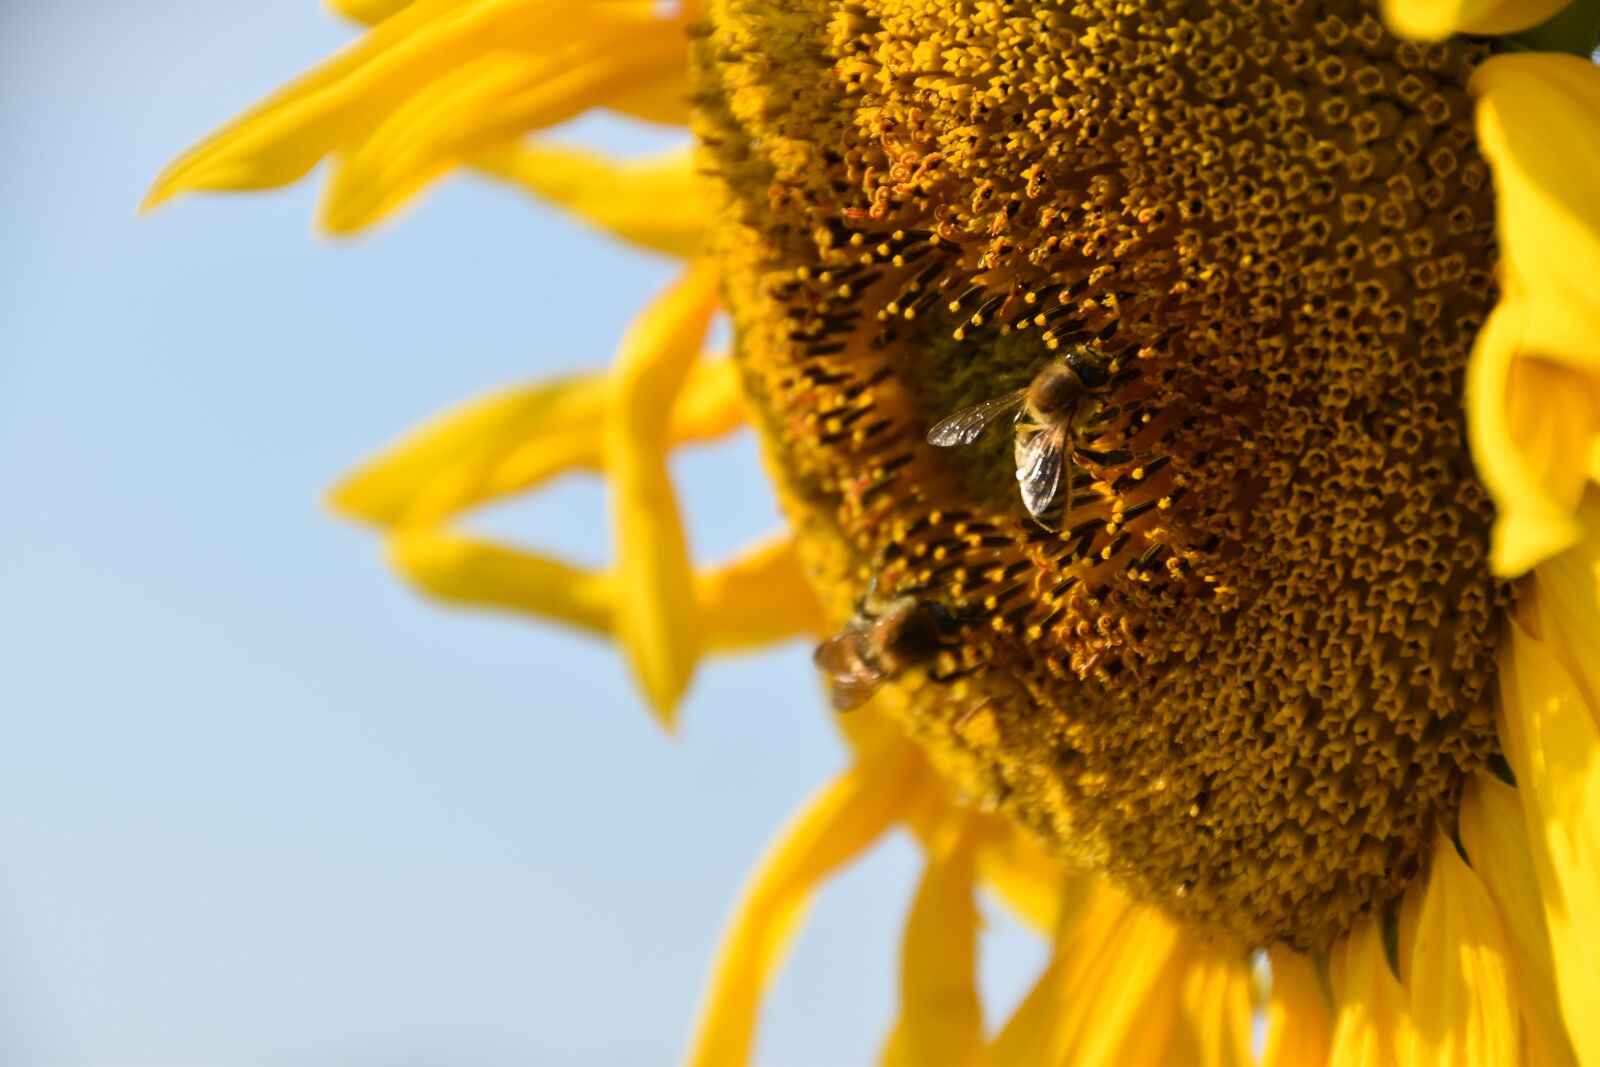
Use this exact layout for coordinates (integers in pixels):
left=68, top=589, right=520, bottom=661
left=694, top=0, right=1510, bottom=947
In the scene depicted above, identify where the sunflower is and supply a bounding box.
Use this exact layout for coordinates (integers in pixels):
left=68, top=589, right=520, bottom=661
left=146, top=0, right=1600, bottom=1063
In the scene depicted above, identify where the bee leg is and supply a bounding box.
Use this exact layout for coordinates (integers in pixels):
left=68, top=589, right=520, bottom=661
left=950, top=695, right=994, bottom=731
left=1075, top=446, right=1139, bottom=466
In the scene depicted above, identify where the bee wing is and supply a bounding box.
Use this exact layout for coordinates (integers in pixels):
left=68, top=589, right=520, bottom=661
left=828, top=671, right=883, bottom=712
left=1016, top=423, right=1067, bottom=519
left=926, top=389, right=1026, bottom=447
left=814, top=632, right=863, bottom=674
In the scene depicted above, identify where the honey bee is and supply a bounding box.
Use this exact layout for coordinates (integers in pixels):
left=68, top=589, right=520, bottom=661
left=926, top=345, right=1113, bottom=522
left=813, top=594, right=961, bottom=711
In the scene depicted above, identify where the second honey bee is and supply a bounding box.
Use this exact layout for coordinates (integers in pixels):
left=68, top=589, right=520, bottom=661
left=926, top=345, right=1113, bottom=522
left=813, top=594, right=963, bottom=711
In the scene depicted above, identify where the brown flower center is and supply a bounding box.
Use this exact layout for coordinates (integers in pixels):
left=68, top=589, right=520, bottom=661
left=693, top=0, right=1510, bottom=947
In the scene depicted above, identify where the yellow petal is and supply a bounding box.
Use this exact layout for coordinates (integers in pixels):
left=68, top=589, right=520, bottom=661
left=985, top=879, right=1106, bottom=1067
left=700, top=535, right=825, bottom=652
left=1469, top=294, right=1591, bottom=575
left=146, top=0, right=692, bottom=233
left=386, top=528, right=613, bottom=633
left=327, top=0, right=419, bottom=24
left=383, top=525, right=813, bottom=649
left=1264, top=946, right=1332, bottom=1067
left=1530, top=489, right=1600, bottom=711
left=987, top=954, right=1064, bottom=1067
left=972, top=821, right=1068, bottom=935
left=880, top=817, right=982, bottom=1067
left=329, top=357, right=740, bottom=529
left=1166, top=948, right=1256, bottom=1067
left=1473, top=56, right=1600, bottom=371
left=1053, top=900, right=1188, bottom=1066
left=1382, top=0, right=1569, bottom=40
left=1403, top=838, right=1518, bottom=1067
left=1460, top=774, right=1578, bottom=1066
left=145, top=0, right=564, bottom=207
left=684, top=739, right=925, bottom=1067
left=330, top=373, right=609, bottom=527
left=472, top=144, right=704, bottom=259
left=995, top=884, right=1195, bottom=1066
left=1497, top=585, right=1600, bottom=1067
left=605, top=265, right=720, bottom=725
left=1467, top=54, right=1600, bottom=575
left=342, top=0, right=694, bottom=125
left=321, top=14, right=690, bottom=233
left=1328, top=915, right=1412, bottom=1067
left=603, top=77, right=695, bottom=127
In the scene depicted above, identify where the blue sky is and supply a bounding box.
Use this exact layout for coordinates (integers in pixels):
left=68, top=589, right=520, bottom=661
left=0, top=3, right=1044, bottom=1062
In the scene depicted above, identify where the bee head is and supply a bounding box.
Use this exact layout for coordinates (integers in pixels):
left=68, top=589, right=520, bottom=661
left=1026, top=359, right=1090, bottom=420
left=1063, top=344, right=1111, bottom=388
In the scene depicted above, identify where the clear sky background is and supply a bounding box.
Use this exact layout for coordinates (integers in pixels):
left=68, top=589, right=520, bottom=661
left=0, top=2, right=1046, bottom=1064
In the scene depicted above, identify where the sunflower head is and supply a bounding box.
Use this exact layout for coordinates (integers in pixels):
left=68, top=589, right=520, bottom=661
left=694, top=0, right=1512, bottom=948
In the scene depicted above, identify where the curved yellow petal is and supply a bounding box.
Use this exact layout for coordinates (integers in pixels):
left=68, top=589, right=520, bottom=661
left=605, top=265, right=720, bottom=725
left=329, top=357, right=740, bottom=529
left=147, top=0, right=691, bottom=233
left=145, top=0, right=564, bottom=208
left=1467, top=54, right=1600, bottom=575
left=1382, top=0, right=1569, bottom=40
left=1403, top=838, right=1518, bottom=1067
left=1473, top=56, right=1600, bottom=370
left=1469, top=294, right=1594, bottom=575
left=383, top=525, right=813, bottom=653
left=1460, top=774, right=1578, bottom=1066
left=330, top=373, right=609, bottom=527
left=880, top=817, right=982, bottom=1067
left=700, top=535, right=825, bottom=652
left=1328, top=915, right=1413, bottom=1067
left=321, top=14, right=689, bottom=233
left=684, top=738, right=925, bottom=1067
left=386, top=528, right=613, bottom=633
left=1498, top=533, right=1600, bottom=1067
left=472, top=144, right=704, bottom=259
left=1264, top=947, right=1332, bottom=1067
